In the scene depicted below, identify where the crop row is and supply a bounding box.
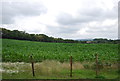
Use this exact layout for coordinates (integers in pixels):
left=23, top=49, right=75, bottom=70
left=2, top=39, right=119, bottom=62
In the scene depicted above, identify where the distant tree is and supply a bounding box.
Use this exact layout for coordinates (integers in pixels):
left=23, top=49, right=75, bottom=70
left=0, top=28, right=2, bottom=38
left=1, top=28, right=78, bottom=43
left=93, top=38, right=108, bottom=43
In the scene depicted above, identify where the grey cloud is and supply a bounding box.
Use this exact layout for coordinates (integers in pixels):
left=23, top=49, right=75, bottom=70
left=58, top=27, right=79, bottom=34
left=80, top=6, right=117, bottom=19
left=85, top=24, right=118, bottom=39
left=1, top=2, right=47, bottom=24
left=86, top=28, right=116, bottom=33
left=118, top=1, right=120, bottom=39
left=56, top=13, right=93, bottom=25
left=56, top=6, right=117, bottom=25
left=57, top=26, right=80, bottom=34
left=0, top=2, right=2, bottom=24
left=46, top=26, right=79, bottom=39
left=80, top=24, right=117, bottom=39
left=56, top=13, right=74, bottom=25
left=46, top=25, right=81, bottom=35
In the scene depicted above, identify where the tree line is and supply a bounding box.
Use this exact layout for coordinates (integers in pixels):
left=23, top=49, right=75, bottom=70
left=1, top=28, right=78, bottom=43
left=81, top=38, right=120, bottom=44
left=0, top=28, right=119, bottom=44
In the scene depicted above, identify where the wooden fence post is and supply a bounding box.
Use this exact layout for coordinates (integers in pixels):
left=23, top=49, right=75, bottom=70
left=70, top=56, right=72, bottom=77
left=30, top=55, right=35, bottom=77
left=95, top=54, right=98, bottom=76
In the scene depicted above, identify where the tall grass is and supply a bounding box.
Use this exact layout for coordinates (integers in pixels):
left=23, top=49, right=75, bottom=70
left=1, top=60, right=118, bottom=79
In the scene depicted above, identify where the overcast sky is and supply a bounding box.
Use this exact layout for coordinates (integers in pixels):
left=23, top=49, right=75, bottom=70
left=0, top=0, right=119, bottom=39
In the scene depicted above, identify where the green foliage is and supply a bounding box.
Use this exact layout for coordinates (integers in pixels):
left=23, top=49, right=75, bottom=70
left=2, top=28, right=78, bottom=43
left=95, top=75, right=106, bottom=79
left=92, top=61, right=104, bottom=70
left=83, top=64, right=90, bottom=69
left=2, top=39, right=118, bottom=62
left=93, top=38, right=120, bottom=44
left=2, top=28, right=119, bottom=43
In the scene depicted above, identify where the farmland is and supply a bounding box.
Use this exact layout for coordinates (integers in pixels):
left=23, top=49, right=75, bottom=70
left=2, top=39, right=118, bottom=62
left=1, top=39, right=119, bottom=79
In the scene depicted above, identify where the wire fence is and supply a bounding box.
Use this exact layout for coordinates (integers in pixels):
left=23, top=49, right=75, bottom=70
left=1, top=53, right=119, bottom=79
left=28, top=54, right=119, bottom=78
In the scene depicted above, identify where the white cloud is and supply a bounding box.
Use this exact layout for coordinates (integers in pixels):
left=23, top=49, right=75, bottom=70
left=0, top=0, right=119, bottom=39
left=1, top=1, right=47, bottom=24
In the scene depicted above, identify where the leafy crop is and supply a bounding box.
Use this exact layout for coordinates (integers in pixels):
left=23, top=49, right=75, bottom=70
left=2, top=39, right=118, bottom=62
